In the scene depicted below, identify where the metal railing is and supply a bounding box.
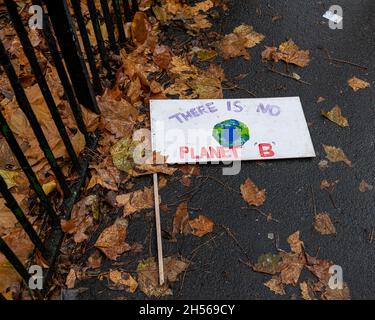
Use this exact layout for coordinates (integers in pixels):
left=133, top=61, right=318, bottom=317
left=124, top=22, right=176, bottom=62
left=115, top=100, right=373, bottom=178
left=0, top=0, right=137, bottom=298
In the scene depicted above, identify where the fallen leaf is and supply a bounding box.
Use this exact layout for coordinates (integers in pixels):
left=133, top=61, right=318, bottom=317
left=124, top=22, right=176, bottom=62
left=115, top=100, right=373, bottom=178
left=300, top=281, right=316, bottom=300
left=109, top=269, right=138, bottom=293
left=323, top=145, right=352, bottom=167
left=0, top=228, right=34, bottom=294
left=131, top=12, right=152, bottom=45
left=137, top=256, right=188, bottom=297
left=180, top=175, right=191, bottom=187
left=240, top=178, right=266, bottom=207
left=218, top=24, right=265, bottom=60
left=262, top=39, right=310, bottom=67
left=321, top=283, right=351, bottom=300
left=348, top=76, right=370, bottom=92
left=264, top=276, right=285, bottom=295
left=359, top=180, right=373, bottom=193
left=153, top=45, right=173, bottom=69
left=193, top=47, right=217, bottom=61
left=66, top=269, right=76, bottom=289
left=287, top=231, right=304, bottom=254
left=172, top=202, right=192, bottom=239
left=279, top=252, right=305, bottom=285
left=0, top=169, right=18, bottom=189
left=137, top=257, right=171, bottom=297
left=61, top=198, right=94, bottom=243
left=321, top=106, right=349, bottom=128
left=87, top=251, right=102, bottom=269
left=189, top=215, right=214, bottom=237
left=314, top=212, right=336, bottom=235
left=116, top=187, right=154, bottom=216
left=317, top=96, right=326, bottom=103
left=253, top=253, right=281, bottom=275
left=94, top=218, right=131, bottom=260
left=42, top=180, right=57, bottom=195
left=110, top=137, right=136, bottom=173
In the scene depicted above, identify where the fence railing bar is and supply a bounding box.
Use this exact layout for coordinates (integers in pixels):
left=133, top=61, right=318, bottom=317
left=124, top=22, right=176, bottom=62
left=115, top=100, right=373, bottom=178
left=42, top=15, right=89, bottom=142
left=131, top=0, right=139, bottom=13
left=112, top=0, right=126, bottom=44
left=5, top=0, right=80, bottom=174
left=0, top=176, right=47, bottom=258
left=100, top=0, right=119, bottom=54
left=0, top=112, right=60, bottom=227
left=0, top=237, right=30, bottom=284
left=0, top=41, right=70, bottom=199
left=86, top=0, right=113, bottom=79
left=70, top=0, right=102, bottom=96
left=43, top=0, right=101, bottom=114
left=122, top=0, right=132, bottom=22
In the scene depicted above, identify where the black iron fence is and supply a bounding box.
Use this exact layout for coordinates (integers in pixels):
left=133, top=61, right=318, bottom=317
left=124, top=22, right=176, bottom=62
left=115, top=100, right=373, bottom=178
left=0, top=0, right=137, bottom=299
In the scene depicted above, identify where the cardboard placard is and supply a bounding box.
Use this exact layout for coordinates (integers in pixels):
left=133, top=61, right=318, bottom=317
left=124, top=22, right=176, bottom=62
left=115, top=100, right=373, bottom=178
left=150, top=97, right=315, bottom=164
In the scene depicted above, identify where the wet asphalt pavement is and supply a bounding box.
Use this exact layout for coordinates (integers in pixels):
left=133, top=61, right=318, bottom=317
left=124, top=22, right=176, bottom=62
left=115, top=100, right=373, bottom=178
left=79, top=0, right=375, bottom=300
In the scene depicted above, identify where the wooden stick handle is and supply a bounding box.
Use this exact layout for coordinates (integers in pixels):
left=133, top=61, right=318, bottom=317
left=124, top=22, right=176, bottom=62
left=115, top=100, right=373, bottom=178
left=153, top=173, right=165, bottom=285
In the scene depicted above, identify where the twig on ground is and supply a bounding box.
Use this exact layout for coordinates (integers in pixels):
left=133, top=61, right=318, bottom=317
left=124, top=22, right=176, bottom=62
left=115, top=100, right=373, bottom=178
left=322, top=48, right=367, bottom=70
left=199, top=175, right=240, bottom=194
left=241, top=207, right=280, bottom=223
left=266, top=66, right=312, bottom=85
left=221, top=224, right=251, bottom=260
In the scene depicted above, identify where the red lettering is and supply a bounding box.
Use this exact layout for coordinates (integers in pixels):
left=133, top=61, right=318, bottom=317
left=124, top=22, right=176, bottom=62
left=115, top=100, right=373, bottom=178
left=180, top=146, right=189, bottom=159
left=259, top=143, right=275, bottom=158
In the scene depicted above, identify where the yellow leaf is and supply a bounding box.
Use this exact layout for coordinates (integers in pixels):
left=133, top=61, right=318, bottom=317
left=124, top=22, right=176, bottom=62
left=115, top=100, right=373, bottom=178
left=321, top=105, right=349, bottom=127
left=323, top=145, right=352, bottom=167
left=347, top=76, right=370, bottom=92
left=42, top=181, right=56, bottom=195
left=0, top=169, right=18, bottom=189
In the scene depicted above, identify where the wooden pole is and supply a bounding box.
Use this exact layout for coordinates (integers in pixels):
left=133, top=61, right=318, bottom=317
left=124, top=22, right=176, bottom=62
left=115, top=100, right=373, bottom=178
left=153, top=173, right=165, bottom=285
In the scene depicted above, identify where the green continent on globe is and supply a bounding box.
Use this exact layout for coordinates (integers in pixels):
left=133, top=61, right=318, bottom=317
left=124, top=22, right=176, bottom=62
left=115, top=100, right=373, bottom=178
left=212, top=119, right=250, bottom=147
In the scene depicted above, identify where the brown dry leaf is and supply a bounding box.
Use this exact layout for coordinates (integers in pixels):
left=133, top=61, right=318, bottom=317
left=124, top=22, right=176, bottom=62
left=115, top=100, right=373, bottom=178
left=0, top=228, right=34, bottom=294
left=321, top=106, right=349, bottom=128
left=264, top=276, right=285, bottom=295
left=179, top=165, right=200, bottom=176
left=305, top=255, right=332, bottom=285
left=218, top=24, right=265, bottom=60
left=288, top=231, right=304, bottom=254
left=317, top=96, right=326, bottom=103
left=262, top=39, right=310, bottom=67
left=136, top=257, right=171, bottom=297
left=279, top=252, right=305, bottom=285
left=240, top=178, right=266, bottom=207
left=189, top=215, right=214, bottom=237
left=109, top=269, right=138, bottom=293
left=137, top=256, right=188, bottom=297
left=66, top=269, right=76, bottom=289
left=172, top=202, right=192, bottom=239
left=180, top=175, right=191, bottom=187
left=323, top=145, right=352, bottom=167
left=314, top=212, right=336, bottom=235
left=321, top=283, right=351, bottom=300
left=300, top=281, right=316, bottom=300
left=347, top=76, right=370, bottom=92
left=359, top=180, right=373, bottom=193
left=87, top=251, right=102, bottom=269
left=60, top=198, right=94, bottom=243
left=131, top=12, right=152, bottom=45
left=153, top=45, right=173, bottom=69
left=116, top=187, right=154, bottom=216
left=94, top=218, right=131, bottom=260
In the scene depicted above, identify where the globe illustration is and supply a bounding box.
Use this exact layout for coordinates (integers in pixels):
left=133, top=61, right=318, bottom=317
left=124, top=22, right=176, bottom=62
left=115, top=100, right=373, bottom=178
left=212, top=119, right=250, bottom=147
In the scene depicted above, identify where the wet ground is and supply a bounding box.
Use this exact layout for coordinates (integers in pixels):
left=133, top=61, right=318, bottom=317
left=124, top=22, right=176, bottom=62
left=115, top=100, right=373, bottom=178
left=77, top=0, right=375, bottom=300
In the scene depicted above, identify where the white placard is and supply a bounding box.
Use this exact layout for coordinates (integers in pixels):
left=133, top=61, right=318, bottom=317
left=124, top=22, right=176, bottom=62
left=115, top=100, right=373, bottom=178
left=150, top=97, right=315, bottom=164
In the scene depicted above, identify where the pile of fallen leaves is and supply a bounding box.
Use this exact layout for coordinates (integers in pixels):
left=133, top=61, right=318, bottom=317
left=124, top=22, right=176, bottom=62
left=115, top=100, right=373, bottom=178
left=252, top=231, right=350, bottom=300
